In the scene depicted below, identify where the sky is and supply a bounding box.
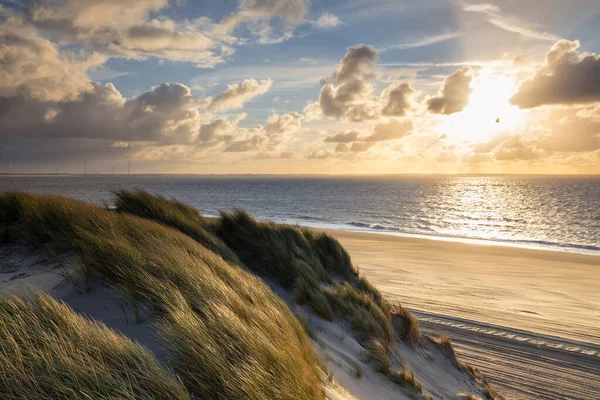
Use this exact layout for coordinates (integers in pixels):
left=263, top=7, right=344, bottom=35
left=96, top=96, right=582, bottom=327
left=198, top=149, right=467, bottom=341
left=1, top=0, right=600, bottom=175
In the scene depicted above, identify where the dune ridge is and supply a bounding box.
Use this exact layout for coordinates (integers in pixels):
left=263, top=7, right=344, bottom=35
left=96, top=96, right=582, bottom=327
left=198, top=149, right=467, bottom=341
left=0, top=191, right=499, bottom=399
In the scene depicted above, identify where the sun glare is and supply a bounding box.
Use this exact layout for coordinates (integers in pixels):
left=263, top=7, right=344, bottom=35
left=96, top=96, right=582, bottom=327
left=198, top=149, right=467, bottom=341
left=445, top=69, right=523, bottom=142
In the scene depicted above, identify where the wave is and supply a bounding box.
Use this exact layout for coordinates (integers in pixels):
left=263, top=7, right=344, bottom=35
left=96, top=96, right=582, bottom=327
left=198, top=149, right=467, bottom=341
left=347, top=221, right=396, bottom=231
left=337, top=221, right=600, bottom=256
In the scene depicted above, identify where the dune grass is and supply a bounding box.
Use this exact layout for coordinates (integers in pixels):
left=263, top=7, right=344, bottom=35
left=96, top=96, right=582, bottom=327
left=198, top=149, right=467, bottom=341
left=392, top=303, right=421, bottom=347
left=0, top=192, right=323, bottom=400
left=113, top=189, right=239, bottom=264
left=107, top=194, right=428, bottom=393
left=0, top=190, right=448, bottom=398
left=328, top=282, right=393, bottom=344
left=0, top=293, right=189, bottom=400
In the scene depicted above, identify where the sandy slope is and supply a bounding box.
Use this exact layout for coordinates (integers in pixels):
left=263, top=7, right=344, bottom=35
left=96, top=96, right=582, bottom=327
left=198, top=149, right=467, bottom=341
left=0, top=245, right=165, bottom=359
left=2, top=243, right=491, bottom=400
left=329, top=230, right=600, bottom=399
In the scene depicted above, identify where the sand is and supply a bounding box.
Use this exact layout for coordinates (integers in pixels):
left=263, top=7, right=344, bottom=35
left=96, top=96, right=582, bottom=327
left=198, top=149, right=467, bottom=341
left=2, top=243, right=492, bottom=400
left=3, top=231, right=599, bottom=399
left=328, top=230, right=600, bottom=400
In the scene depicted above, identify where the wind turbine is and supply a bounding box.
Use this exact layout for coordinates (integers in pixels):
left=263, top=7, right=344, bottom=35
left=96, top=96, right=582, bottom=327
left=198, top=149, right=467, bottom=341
left=84, top=161, right=87, bottom=175
left=128, top=160, right=131, bottom=175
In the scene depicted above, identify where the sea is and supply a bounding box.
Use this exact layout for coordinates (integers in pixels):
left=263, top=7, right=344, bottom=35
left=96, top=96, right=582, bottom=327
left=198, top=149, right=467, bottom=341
left=1, top=174, right=599, bottom=255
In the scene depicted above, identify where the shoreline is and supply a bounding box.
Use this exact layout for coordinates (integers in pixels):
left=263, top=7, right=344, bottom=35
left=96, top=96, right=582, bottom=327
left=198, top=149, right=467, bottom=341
left=234, top=215, right=600, bottom=257
left=323, top=228, right=600, bottom=398
left=325, top=228, right=600, bottom=346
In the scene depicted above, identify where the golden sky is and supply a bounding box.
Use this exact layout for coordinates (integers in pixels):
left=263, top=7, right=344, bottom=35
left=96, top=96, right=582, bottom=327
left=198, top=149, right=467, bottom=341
left=1, top=0, right=599, bottom=174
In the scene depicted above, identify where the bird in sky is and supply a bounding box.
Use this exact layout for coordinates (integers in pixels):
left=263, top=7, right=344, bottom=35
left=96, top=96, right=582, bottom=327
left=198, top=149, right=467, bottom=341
left=495, top=118, right=501, bottom=123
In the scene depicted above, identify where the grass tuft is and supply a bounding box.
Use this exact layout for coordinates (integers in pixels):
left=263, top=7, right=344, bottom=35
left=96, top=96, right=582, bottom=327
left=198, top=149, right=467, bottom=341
left=366, top=338, right=390, bottom=374
left=0, top=293, right=190, bottom=400
left=392, top=304, right=421, bottom=347
left=328, top=283, right=393, bottom=344
left=113, top=189, right=238, bottom=264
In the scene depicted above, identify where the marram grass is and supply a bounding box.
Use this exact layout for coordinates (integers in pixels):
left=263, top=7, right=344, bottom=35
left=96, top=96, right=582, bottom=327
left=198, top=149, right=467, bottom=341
left=0, top=190, right=431, bottom=399
left=0, top=191, right=323, bottom=400
left=0, top=293, right=189, bottom=400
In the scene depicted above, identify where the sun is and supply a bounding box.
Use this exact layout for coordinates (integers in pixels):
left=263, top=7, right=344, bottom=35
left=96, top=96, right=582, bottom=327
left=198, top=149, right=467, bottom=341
left=445, top=68, right=524, bottom=142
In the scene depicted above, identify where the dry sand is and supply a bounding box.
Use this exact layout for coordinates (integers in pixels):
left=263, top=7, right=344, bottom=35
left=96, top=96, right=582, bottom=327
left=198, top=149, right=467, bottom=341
left=3, top=232, right=599, bottom=399
left=328, top=230, right=600, bottom=400
left=1, top=243, right=492, bottom=400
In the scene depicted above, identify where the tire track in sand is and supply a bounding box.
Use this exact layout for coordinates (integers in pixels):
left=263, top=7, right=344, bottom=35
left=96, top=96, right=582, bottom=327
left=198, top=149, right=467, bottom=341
left=413, top=310, right=600, bottom=400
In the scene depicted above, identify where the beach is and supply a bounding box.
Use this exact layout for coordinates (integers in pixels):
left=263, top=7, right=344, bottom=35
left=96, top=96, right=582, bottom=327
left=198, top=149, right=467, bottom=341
left=328, top=230, right=600, bottom=399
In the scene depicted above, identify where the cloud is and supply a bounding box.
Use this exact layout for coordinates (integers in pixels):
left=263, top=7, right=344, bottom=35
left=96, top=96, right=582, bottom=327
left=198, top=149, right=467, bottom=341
left=329, top=142, right=374, bottom=154
left=316, top=44, right=380, bottom=120
left=198, top=111, right=301, bottom=153
left=265, top=112, right=302, bottom=137
left=217, top=0, right=310, bottom=43
left=364, top=119, right=414, bottom=142
left=324, top=131, right=360, bottom=143
left=224, top=136, right=268, bottom=152
left=510, top=40, right=600, bottom=108
left=494, top=136, right=544, bottom=161
left=1, top=82, right=205, bottom=144
left=539, top=106, right=600, bottom=152
left=322, top=119, right=413, bottom=156
left=198, top=119, right=236, bottom=144
left=381, top=82, right=414, bottom=117
left=314, top=13, right=342, bottom=28
left=463, top=4, right=500, bottom=13
left=311, top=44, right=418, bottom=122
left=28, top=0, right=167, bottom=29
left=470, top=106, right=600, bottom=160
left=14, top=1, right=232, bottom=68
left=383, top=32, right=463, bottom=51
left=205, top=79, right=273, bottom=112
left=348, top=142, right=375, bottom=152
left=463, top=3, right=560, bottom=41
left=0, top=24, right=103, bottom=102
left=426, top=66, right=473, bottom=115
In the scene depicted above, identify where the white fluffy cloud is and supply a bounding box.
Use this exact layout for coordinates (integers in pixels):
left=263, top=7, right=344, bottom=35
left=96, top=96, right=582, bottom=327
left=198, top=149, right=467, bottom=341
left=217, top=0, right=310, bottom=43
left=312, top=44, right=418, bottom=122
left=381, top=82, right=414, bottom=117
left=205, top=79, right=273, bottom=112
left=22, top=0, right=230, bottom=68
left=196, top=111, right=302, bottom=153
left=1, top=82, right=205, bottom=144
left=510, top=40, right=600, bottom=108
left=317, top=44, right=379, bottom=119
left=0, top=22, right=103, bottom=101
left=426, top=66, right=473, bottom=115
left=314, top=13, right=342, bottom=28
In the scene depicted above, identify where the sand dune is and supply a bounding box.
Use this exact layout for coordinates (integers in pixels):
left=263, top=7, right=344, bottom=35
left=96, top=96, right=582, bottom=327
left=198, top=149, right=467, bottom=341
left=329, top=230, right=600, bottom=399
left=1, top=242, right=491, bottom=400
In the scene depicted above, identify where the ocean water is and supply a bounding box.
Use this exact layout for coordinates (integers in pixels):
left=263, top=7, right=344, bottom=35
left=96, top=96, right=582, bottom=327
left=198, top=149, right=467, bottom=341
left=1, top=175, right=599, bottom=255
